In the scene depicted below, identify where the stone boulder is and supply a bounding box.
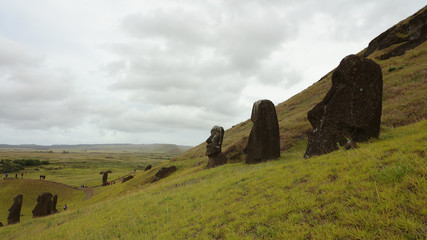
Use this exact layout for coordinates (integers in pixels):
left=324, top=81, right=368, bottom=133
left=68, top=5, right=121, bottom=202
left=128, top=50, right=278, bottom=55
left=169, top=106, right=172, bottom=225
left=0, top=221, right=3, bottom=227
left=102, top=170, right=112, bottom=186
left=304, top=54, right=382, bottom=157
left=144, top=165, right=152, bottom=171
left=7, top=194, right=23, bottom=225
left=363, top=6, right=427, bottom=60
left=51, top=195, right=58, bottom=213
left=152, top=166, right=177, bottom=183
left=32, top=192, right=53, bottom=217
left=122, top=175, right=134, bottom=183
left=206, top=125, right=227, bottom=168
left=245, top=100, right=280, bottom=164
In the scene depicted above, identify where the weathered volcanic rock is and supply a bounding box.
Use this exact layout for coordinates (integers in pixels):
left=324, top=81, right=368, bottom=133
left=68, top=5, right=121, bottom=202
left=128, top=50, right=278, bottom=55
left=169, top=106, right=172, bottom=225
left=152, top=166, right=177, bottom=182
left=102, top=170, right=112, bottom=186
left=363, top=6, right=427, bottom=60
left=51, top=195, right=58, bottom=213
left=32, top=192, right=53, bottom=217
left=7, top=194, right=23, bottom=225
left=144, top=165, right=152, bottom=171
left=122, top=175, right=134, bottom=183
left=245, top=99, right=280, bottom=164
left=0, top=221, right=3, bottom=227
left=206, top=125, right=227, bottom=168
left=304, top=54, right=383, bottom=158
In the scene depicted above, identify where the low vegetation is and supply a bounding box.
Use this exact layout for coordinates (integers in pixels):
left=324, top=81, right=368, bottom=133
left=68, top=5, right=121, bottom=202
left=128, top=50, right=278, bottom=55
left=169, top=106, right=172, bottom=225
left=0, top=121, right=425, bottom=239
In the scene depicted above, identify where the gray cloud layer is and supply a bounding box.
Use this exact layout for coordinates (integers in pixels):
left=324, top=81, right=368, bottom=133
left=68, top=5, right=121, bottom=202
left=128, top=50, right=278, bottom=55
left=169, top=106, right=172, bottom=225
left=0, top=0, right=425, bottom=145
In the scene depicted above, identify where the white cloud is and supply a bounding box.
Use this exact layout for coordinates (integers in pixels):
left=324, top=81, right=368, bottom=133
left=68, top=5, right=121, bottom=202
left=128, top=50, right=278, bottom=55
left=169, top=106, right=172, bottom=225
left=0, top=0, right=425, bottom=145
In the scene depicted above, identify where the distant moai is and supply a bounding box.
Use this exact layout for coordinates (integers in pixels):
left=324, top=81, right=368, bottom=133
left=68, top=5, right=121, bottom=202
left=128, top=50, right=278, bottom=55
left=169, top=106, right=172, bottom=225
left=51, top=195, right=58, bottom=213
left=152, top=166, right=177, bottom=182
left=32, top=192, right=53, bottom=217
left=122, top=175, right=134, bottom=183
left=304, top=54, right=383, bottom=158
left=206, top=125, right=227, bottom=168
left=7, top=194, right=23, bottom=225
left=245, top=99, right=280, bottom=164
left=102, top=170, right=112, bottom=186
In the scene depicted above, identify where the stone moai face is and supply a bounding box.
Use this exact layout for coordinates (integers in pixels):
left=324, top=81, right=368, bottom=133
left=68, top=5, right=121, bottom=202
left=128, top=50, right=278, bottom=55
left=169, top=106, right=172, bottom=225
left=304, top=54, right=383, bottom=158
left=102, top=170, right=112, bottom=186
left=32, top=192, right=53, bottom=217
left=206, top=126, right=224, bottom=157
left=245, top=99, right=280, bottom=164
left=8, top=194, right=23, bottom=225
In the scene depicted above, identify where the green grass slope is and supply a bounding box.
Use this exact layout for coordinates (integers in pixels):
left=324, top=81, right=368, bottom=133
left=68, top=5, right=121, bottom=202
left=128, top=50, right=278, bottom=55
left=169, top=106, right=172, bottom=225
left=0, top=120, right=425, bottom=239
left=0, top=179, right=85, bottom=223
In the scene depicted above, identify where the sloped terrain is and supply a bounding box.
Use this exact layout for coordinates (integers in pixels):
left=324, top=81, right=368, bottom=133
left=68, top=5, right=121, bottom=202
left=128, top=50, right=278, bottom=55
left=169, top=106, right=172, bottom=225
left=1, top=121, right=425, bottom=239
left=0, top=6, right=426, bottom=240
left=176, top=6, right=427, bottom=163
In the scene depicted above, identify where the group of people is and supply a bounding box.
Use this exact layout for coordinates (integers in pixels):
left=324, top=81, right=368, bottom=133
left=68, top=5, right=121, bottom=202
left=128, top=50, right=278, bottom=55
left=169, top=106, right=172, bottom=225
left=80, top=185, right=88, bottom=188
left=106, top=181, right=116, bottom=186
left=3, top=173, right=24, bottom=180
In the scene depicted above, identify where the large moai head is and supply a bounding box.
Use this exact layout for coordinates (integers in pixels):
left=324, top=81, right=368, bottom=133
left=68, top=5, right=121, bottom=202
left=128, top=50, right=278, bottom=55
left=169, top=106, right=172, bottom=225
left=8, top=194, right=23, bottom=225
left=245, top=99, right=280, bottom=164
left=206, top=125, right=225, bottom=157
left=32, top=192, right=53, bottom=217
left=304, top=54, right=383, bottom=158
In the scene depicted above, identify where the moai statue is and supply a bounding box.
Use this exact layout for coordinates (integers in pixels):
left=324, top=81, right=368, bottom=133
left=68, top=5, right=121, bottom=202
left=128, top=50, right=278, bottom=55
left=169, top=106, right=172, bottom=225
left=304, top=54, right=382, bottom=158
left=206, top=125, right=227, bottom=168
left=152, top=166, right=177, bottom=183
left=51, top=195, right=58, bottom=213
left=32, top=192, right=53, bottom=217
left=7, top=194, right=23, bottom=225
left=102, top=170, right=112, bottom=186
left=246, top=99, right=280, bottom=164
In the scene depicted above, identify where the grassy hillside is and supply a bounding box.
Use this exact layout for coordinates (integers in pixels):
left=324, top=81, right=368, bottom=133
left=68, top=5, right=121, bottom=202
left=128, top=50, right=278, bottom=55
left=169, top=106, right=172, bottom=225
left=0, top=120, right=425, bottom=239
left=0, top=179, right=85, bottom=223
left=0, top=146, right=184, bottom=187
left=0, top=6, right=426, bottom=240
left=177, top=27, right=426, bottom=163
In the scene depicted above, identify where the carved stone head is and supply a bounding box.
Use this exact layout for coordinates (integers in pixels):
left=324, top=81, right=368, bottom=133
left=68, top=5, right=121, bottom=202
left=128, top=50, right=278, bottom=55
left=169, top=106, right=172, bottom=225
left=206, top=125, right=224, bottom=157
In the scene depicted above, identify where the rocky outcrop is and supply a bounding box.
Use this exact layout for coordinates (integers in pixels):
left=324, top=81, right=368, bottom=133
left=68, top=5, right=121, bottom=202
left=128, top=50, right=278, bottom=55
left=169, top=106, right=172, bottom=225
left=245, top=100, right=280, bottom=164
left=206, top=125, right=227, bottom=168
left=363, top=6, right=427, bottom=60
left=144, top=165, right=152, bottom=171
left=102, top=170, right=112, bottom=186
left=152, top=166, right=177, bottom=182
left=32, top=192, right=53, bottom=217
left=7, top=194, right=23, bottom=225
left=305, top=54, right=382, bottom=157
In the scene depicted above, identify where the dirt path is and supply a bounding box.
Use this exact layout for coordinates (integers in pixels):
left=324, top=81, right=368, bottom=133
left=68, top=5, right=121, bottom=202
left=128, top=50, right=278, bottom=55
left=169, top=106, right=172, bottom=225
left=23, top=171, right=136, bottom=200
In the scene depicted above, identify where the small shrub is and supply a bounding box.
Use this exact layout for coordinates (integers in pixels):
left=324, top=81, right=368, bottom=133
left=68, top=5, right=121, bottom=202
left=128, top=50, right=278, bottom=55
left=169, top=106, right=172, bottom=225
left=388, top=66, right=396, bottom=72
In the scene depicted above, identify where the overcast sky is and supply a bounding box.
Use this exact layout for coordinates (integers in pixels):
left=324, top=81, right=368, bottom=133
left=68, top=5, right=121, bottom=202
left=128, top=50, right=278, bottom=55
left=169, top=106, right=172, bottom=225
left=0, top=1, right=425, bottom=146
